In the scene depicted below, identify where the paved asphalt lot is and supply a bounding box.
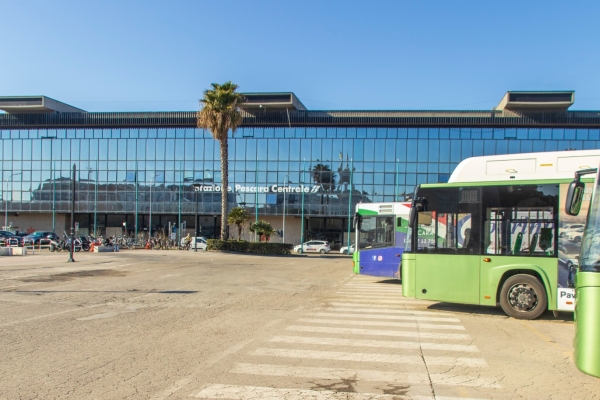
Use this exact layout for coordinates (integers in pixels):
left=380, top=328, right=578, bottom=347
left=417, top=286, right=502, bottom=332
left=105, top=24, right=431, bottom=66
left=1, top=250, right=599, bottom=399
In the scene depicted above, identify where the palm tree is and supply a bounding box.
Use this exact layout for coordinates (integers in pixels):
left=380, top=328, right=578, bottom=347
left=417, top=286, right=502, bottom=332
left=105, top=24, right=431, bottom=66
left=249, top=220, right=276, bottom=242
left=227, top=206, right=251, bottom=240
left=197, top=82, right=245, bottom=240
left=311, top=163, right=337, bottom=214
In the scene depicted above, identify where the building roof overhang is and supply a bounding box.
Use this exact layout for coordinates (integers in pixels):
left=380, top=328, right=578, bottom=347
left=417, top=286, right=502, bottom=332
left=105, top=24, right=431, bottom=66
left=0, top=96, right=86, bottom=114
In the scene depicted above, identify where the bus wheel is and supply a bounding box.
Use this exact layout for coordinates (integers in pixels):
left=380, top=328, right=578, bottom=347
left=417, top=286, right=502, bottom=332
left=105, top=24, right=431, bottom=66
left=499, top=274, right=547, bottom=320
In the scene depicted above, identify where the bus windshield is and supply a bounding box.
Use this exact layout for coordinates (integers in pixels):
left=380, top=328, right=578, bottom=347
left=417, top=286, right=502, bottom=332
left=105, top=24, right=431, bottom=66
left=579, top=176, right=600, bottom=273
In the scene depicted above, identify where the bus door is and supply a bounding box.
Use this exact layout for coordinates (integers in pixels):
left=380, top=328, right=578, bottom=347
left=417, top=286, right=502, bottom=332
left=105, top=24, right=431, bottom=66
left=357, top=215, right=403, bottom=278
left=413, top=211, right=481, bottom=304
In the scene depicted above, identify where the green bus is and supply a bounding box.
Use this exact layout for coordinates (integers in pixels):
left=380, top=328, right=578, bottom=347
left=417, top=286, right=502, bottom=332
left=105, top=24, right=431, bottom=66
left=564, top=166, right=600, bottom=378
left=402, top=150, right=600, bottom=320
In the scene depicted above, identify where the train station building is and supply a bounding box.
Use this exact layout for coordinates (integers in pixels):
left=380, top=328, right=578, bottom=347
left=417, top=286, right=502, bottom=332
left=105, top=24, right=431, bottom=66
left=1, top=91, right=599, bottom=246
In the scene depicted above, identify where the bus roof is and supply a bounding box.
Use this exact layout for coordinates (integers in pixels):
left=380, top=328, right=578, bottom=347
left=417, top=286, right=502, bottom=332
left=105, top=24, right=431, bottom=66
left=448, top=149, right=600, bottom=183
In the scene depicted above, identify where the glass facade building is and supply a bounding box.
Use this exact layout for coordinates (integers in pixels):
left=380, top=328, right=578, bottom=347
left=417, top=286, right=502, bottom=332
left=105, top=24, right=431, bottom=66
left=1, top=94, right=600, bottom=245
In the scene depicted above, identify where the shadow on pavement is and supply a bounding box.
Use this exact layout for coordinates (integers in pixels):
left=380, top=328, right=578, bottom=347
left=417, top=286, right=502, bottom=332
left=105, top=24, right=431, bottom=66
left=13, top=290, right=198, bottom=294
left=427, top=302, right=574, bottom=322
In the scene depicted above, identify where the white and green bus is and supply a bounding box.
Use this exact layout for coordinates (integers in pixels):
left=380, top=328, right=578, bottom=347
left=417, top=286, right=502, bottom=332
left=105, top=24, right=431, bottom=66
left=402, top=149, right=600, bottom=319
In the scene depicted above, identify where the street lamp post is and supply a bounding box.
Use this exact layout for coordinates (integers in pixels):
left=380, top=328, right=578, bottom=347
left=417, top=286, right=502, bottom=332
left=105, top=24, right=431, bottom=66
left=94, top=159, right=98, bottom=236
left=300, top=159, right=306, bottom=254
left=282, top=174, right=289, bottom=243
left=346, top=158, right=354, bottom=255
left=194, top=184, right=200, bottom=252
left=5, top=172, right=21, bottom=229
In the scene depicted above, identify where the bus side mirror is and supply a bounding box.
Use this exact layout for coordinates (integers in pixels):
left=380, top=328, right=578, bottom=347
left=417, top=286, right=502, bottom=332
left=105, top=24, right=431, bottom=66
left=408, top=206, right=416, bottom=228
left=565, top=180, right=585, bottom=216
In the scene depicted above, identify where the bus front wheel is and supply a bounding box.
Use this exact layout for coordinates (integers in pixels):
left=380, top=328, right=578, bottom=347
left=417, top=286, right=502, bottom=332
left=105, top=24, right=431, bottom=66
left=499, top=274, right=547, bottom=320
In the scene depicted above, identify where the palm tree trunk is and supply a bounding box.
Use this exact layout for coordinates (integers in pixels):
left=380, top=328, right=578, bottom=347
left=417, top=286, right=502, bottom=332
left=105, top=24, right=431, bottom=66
left=220, top=138, right=229, bottom=240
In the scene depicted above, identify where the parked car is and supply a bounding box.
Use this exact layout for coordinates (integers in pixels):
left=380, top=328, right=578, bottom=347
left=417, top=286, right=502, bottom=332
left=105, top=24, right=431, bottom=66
left=23, top=231, right=59, bottom=245
left=560, top=224, right=585, bottom=238
left=0, top=230, right=27, bottom=247
left=340, top=244, right=355, bottom=254
left=294, top=241, right=331, bottom=254
left=180, top=236, right=208, bottom=250
left=567, top=228, right=585, bottom=243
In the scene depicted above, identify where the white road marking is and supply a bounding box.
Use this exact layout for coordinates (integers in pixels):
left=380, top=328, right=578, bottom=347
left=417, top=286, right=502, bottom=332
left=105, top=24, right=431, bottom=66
left=286, top=325, right=471, bottom=340
left=329, top=301, right=446, bottom=316
left=154, top=339, right=254, bottom=400
left=230, top=364, right=502, bottom=388
left=324, top=305, right=451, bottom=316
left=334, top=294, right=408, bottom=300
left=269, top=335, right=479, bottom=352
left=298, top=318, right=465, bottom=331
left=308, top=311, right=461, bottom=323
left=329, top=299, right=433, bottom=305
left=251, top=348, right=487, bottom=368
left=339, top=285, right=401, bottom=290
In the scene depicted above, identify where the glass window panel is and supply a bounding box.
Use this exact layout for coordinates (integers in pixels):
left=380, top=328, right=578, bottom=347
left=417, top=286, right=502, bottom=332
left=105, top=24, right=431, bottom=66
left=496, top=140, right=508, bottom=154
left=564, top=129, right=576, bottom=140
left=108, top=139, right=118, bottom=161
left=508, top=140, right=521, bottom=153
left=552, top=129, right=564, bottom=140
left=204, top=140, right=214, bottom=160
left=472, top=140, right=483, bottom=157
left=175, top=138, right=185, bottom=160
left=461, top=140, right=473, bottom=159
left=245, top=139, right=256, bottom=161
left=395, top=139, right=406, bottom=162
left=256, top=140, right=268, bottom=161
left=418, top=139, right=428, bottom=161
left=321, top=139, right=332, bottom=162
left=383, top=139, right=395, bottom=162
left=484, top=140, right=495, bottom=155
left=408, top=129, right=418, bottom=139
left=165, top=139, right=175, bottom=160
left=268, top=139, right=278, bottom=160
left=99, top=139, right=109, bottom=160
left=407, top=140, right=417, bottom=162
left=278, top=139, right=290, bottom=160
left=424, top=139, right=438, bottom=162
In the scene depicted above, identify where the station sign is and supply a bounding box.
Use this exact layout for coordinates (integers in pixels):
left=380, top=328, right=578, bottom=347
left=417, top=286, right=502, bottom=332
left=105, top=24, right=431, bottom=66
left=193, top=184, right=321, bottom=194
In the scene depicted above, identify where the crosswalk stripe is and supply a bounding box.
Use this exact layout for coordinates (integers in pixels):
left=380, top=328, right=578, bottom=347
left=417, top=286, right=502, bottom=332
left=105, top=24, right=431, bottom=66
left=230, top=363, right=502, bottom=388
left=269, top=335, right=479, bottom=353
left=329, top=301, right=452, bottom=315
left=343, top=283, right=402, bottom=288
left=287, top=325, right=471, bottom=340
left=251, top=348, right=487, bottom=368
left=329, top=299, right=433, bottom=305
left=308, top=312, right=461, bottom=322
left=325, top=305, right=451, bottom=316
left=335, top=294, right=406, bottom=299
left=336, top=290, right=403, bottom=296
left=298, top=318, right=466, bottom=331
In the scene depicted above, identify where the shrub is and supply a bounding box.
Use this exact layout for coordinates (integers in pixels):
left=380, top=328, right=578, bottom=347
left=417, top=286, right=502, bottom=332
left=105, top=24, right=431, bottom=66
left=207, top=239, right=293, bottom=255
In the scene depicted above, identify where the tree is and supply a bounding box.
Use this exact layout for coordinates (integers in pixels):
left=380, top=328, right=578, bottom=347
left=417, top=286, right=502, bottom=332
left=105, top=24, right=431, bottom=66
left=249, top=220, right=276, bottom=242
left=197, top=82, right=245, bottom=240
left=227, top=206, right=251, bottom=240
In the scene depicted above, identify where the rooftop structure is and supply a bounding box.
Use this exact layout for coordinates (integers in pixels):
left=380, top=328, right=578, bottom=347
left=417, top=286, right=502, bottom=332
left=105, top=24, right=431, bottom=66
left=0, top=96, right=85, bottom=114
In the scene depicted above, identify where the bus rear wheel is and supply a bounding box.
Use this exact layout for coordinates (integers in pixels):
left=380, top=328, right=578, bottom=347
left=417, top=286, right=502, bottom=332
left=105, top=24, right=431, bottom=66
left=499, top=274, right=547, bottom=320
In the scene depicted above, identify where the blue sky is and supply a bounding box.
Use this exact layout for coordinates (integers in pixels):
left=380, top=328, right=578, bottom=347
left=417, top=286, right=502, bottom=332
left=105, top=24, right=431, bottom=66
left=2, top=1, right=599, bottom=111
